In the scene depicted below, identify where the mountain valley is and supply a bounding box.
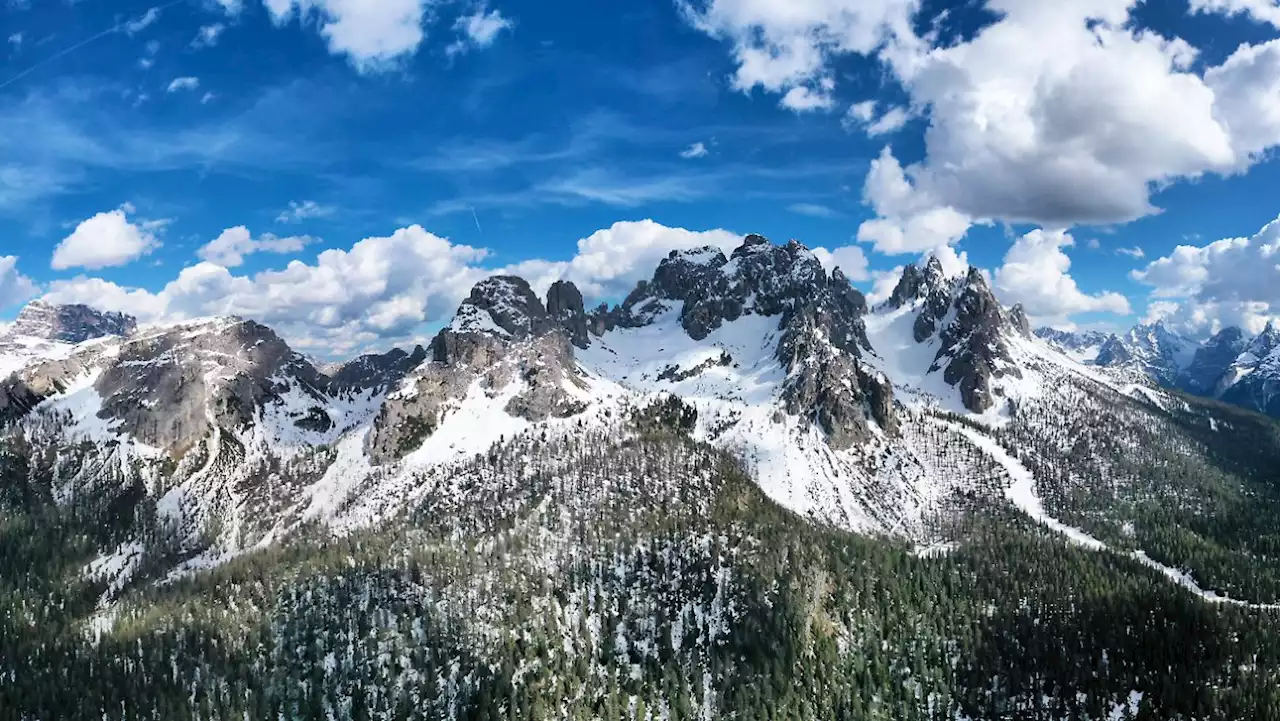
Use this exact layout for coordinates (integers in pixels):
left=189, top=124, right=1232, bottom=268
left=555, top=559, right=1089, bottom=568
left=3, top=235, right=1280, bottom=720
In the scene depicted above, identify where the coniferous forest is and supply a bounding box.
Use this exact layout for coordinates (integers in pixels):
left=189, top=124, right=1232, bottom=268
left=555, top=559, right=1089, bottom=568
left=3, top=394, right=1280, bottom=721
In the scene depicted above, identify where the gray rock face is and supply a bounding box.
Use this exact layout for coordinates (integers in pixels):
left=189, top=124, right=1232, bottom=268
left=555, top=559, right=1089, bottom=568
left=1215, top=323, right=1280, bottom=418
left=367, top=277, right=591, bottom=464
left=325, top=346, right=428, bottom=395
left=889, top=262, right=1024, bottom=414
left=546, top=280, right=590, bottom=349
left=1008, top=304, right=1032, bottom=338
left=595, top=235, right=894, bottom=445
left=887, top=257, right=956, bottom=342
left=1094, top=322, right=1195, bottom=387
left=93, top=319, right=328, bottom=454
left=7, top=301, right=136, bottom=343
left=452, top=276, right=556, bottom=339
left=1184, top=327, right=1249, bottom=395
left=933, top=269, right=1021, bottom=413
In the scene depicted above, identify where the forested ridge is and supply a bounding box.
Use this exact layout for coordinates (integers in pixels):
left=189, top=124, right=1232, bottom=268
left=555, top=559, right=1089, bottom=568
left=4, top=400, right=1280, bottom=721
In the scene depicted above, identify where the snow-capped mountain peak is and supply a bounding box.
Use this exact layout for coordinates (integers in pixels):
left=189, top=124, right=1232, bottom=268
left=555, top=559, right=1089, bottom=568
left=1095, top=320, right=1196, bottom=386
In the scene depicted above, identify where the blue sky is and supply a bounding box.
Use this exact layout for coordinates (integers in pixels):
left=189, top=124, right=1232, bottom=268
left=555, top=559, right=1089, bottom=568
left=2, top=0, right=1280, bottom=355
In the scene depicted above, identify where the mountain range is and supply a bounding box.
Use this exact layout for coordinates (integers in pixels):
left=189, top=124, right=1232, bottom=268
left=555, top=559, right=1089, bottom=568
left=1037, top=320, right=1280, bottom=418
left=3, top=234, right=1280, bottom=719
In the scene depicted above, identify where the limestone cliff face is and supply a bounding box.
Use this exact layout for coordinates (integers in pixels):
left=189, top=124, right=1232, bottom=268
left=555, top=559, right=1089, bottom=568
left=366, top=277, right=591, bottom=465
left=6, top=301, right=137, bottom=344
left=589, top=235, right=897, bottom=447
left=887, top=261, right=1026, bottom=414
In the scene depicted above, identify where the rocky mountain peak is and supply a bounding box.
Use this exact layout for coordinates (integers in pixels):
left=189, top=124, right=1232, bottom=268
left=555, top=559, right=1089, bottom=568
left=1096, top=321, right=1195, bottom=387
left=731, top=233, right=771, bottom=257
left=449, top=276, right=554, bottom=340
left=1008, top=304, right=1032, bottom=337
left=1247, top=321, right=1280, bottom=359
left=1184, top=327, right=1250, bottom=395
left=546, top=280, right=589, bottom=349
left=7, top=300, right=137, bottom=344
left=325, top=345, right=428, bottom=395
left=884, top=260, right=1024, bottom=413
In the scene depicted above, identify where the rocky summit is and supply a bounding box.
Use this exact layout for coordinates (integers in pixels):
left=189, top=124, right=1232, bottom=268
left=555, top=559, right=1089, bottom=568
left=6, top=300, right=137, bottom=344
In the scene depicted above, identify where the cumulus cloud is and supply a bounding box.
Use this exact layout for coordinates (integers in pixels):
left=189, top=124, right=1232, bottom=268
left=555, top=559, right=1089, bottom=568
left=855, top=147, right=973, bottom=256
left=51, top=205, right=163, bottom=270
left=780, top=78, right=836, bottom=112
left=167, top=77, right=200, bottom=93
left=811, top=244, right=869, bottom=281
left=1131, top=214, right=1280, bottom=336
left=197, top=226, right=316, bottom=267
left=684, top=1, right=1280, bottom=247
left=1189, top=0, right=1280, bottom=27
left=1117, top=246, right=1145, bottom=259
left=277, top=200, right=336, bottom=223
left=679, top=142, right=709, bottom=159
left=678, top=0, right=916, bottom=109
left=447, top=6, right=513, bottom=56
left=265, top=0, right=433, bottom=70
left=0, top=256, right=37, bottom=309
left=994, top=228, right=1131, bottom=325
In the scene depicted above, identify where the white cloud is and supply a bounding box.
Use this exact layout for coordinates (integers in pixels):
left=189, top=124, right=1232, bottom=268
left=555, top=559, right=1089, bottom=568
left=1132, top=218, right=1280, bottom=304
left=679, top=142, right=709, bottom=159
left=216, top=0, right=244, bottom=14
left=678, top=0, right=916, bottom=108
left=1142, top=297, right=1275, bottom=340
left=855, top=147, right=973, bottom=256
left=265, top=0, right=432, bottom=71
left=1117, top=246, right=1145, bottom=259
left=687, top=1, right=1280, bottom=242
left=192, top=23, right=225, bottom=49
left=1189, top=0, right=1280, bottom=27
left=811, top=244, right=869, bottom=281
left=125, top=7, right=161, bottom=35
left=864, top=265, right=905, bottom=305
left=994, top=228, right=1131, bottom=324
left=197, top=226, right=316, bottom=268
left=788, top=202, right=840, bottom=218
left=847, top=100, right=876, bottom=123
left=167, top=77, right=200, bottom=92
left=201, top=92, right=216, bottom=104
left=0, top=256, right=37, bottom=308
left=447, top=6, right=513, bottom=56
left=7, top=32, right=22, bottom=48
left=843, top=100, right=908, bottom=136
left=51, top=205, right=163, bottom=271
left=780, top=78, right=835, bottom=112
left=1204, top=39, right=1280, bottom=162
left=277, top=200, right=336, bottom=223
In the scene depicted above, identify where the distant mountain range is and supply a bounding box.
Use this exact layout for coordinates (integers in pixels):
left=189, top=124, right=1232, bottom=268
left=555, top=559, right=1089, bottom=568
left=1036, top=321, right=1280, bottom=419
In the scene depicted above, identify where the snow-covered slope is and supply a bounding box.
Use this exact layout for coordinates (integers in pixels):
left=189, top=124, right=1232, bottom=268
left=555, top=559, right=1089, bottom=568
left=1094, top=321, right=1197, bottom=387
left=0, top=237, right=1257, bottom=595
left=1034, top=328, right=1112, bottom=364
